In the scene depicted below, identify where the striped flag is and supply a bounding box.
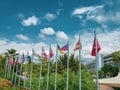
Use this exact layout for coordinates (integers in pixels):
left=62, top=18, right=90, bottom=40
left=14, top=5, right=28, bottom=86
left=60, top=43, right=68, bottom=51
left=74, top=40, right=82, bottom=51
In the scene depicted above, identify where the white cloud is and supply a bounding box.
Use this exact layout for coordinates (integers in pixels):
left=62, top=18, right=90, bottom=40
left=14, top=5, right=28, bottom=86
left=0, top=40, right=7, bottom=45
left=38, top=34, right=46, bottom=39
left=18, top=13, right=24, bottom=19
left=56, top=31, right=69, bottom=40
left=0, top=41, right=51, bottom=55
left=16, top=34, right=30, bottom=41
left=85, top=1, right=120, bottom=25
left=40, top=27, right=55, bottom=35
left=87, top=11, right=120, bottom=25
left=72, top=5, right=104, bottom=15
left=72, top=3, right=120, bottom=26
left=56, top=9, right=64, bottom=16
left=22, top=16, right=39, bottom=26
left=44, top=13, right=56, bottom=21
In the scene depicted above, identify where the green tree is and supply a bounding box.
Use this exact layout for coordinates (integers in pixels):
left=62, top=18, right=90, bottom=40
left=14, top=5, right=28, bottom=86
left=98, top=70, right=104, bottom=78
left=101, top=64, right=118, bottom=77
left=112, top=51, right=120, bottom=72
left=0, top=54, right=5, bottom=77
left=40, top=69, right=95, bottom=90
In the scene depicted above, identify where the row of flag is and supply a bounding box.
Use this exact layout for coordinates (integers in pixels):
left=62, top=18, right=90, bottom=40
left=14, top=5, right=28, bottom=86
left=7, top=35, right=101, bottom=65
left=5, top=31, right=101, bottom=90
left=32, top=36, right=101, bottom=60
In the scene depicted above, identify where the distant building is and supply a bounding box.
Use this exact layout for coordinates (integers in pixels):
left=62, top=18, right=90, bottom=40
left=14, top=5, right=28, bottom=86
left=86, top=54, right=104, bottom=71
left=104, top=53, right=118, bottom=67
left=86, top=53, right=118, bottom=71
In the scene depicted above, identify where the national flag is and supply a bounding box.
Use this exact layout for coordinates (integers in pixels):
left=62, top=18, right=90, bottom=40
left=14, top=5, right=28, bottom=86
left=42, top=47, right=48, bottom=60
left=57, top=44, right=65, bottom=54
left=74, top=40, right=82, bottom=51
left=15, top=57, right=19, bottom=64
left=50, top=46, right=54, bottom=58
left=32, top=49, right=40, bottom=58
left=91, top=36, right=101, bottom=56
left=8, top=60, right=14, bottom=65
left=22, top=53, right=25, bottom=63
left=60, top=43, right=68, bottom=51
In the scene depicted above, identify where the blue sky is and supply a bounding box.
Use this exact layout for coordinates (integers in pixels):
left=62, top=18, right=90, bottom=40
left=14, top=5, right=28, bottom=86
left=0, top=0, right=120, bottom=61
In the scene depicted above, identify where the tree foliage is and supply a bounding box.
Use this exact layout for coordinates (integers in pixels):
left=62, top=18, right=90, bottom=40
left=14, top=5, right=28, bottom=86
left=112, top=51, right=120, bottom=72
left=100, top=64, right=119, bottom=78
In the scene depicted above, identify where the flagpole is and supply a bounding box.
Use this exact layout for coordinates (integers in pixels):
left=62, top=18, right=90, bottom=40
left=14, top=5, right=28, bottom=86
left=18, top=53, right=24, bottom=87
left=24, top=52, right=28, bottom=88
left=10, top=55, right=13, bottom=81
left=6, top=56, right=9, bottom=78
left=38, top=48, right=43, bottom=90
left=4, top=56, right=8, bottom=78
left=14, top=56, right=19, bottom=85
left=8, top=55, right=12, bottom=78
left=95, top=30, right=99, bottom=90
left=54, top=43, right=58, bottom=90
left=66, top=40, right=69, bottom=90
left=79, top=35, right=81, bottom=90
left=13, top=55, right=18, bottom=86
left=30, top=49, right=34, bottom=90
left=11, top=55, right=16, bottom=84
left=46, top=45, right=50, bottom=90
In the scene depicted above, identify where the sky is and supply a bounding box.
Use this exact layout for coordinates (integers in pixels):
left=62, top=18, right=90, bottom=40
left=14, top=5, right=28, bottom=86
left=0, top=0, right=120, bottom=63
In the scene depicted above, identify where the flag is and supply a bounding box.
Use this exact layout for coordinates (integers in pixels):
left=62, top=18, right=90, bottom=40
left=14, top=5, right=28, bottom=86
left=22, top=53, right=25, bottom=63
left=42, top=47, right=48, bottom=60
left=50, top=46, right=54, bottom=58
left=60, top=43, right=68, bottom=51
left=8, top=60, right=14, bottom=65
left=74, top=40, right=82, bottom=51
left=32, top=49, right=40, bottom=57
left=91, top=36, right=101, bottom=56
left=57, top=44, right=64, bottom=54
left=15, top=57, right=19, bottom=64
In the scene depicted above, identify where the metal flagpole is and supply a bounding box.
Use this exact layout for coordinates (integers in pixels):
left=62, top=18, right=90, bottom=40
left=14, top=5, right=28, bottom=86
left=4, top=56, right=8, bottom=78
left=8, top=55, right=11, bottom=78
left=38, top=48, right=43, bottom=90
left=38, top=58, right=43, bottom=90
left=66, top=40, right=69, bottom=90
left=10, top=55, right=13, bottom=80
left=6, top=57, right=9, bottom=78
left=14, top=56, right=19, bottom=85
left=11, top=55, right=16, bottom=84
left=18, top=54, right=24, bottom=87
left=46, top=45, right=50, bottom=90
left=79, top=35, right=82, bottom=90
left=95, top=30, right=99, bottom=90
left=30, top=49, right=34, bottom=90
left=54, top=43, right=58, bottom=90
left=24, top=52, right=28, bottom=88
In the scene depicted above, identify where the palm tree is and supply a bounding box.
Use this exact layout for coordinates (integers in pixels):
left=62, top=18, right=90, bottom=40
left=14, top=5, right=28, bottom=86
left=4, top=49, right=19, bottom=79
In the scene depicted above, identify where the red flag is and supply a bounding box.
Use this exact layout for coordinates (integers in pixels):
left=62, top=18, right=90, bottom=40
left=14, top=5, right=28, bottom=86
left=74, top=40, right=82, bottom=51
left=42, top=47, right=48, bottom=60
left=91, top=37, right=101, bottom=56
left=50, top=46, right=54, bottom=58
